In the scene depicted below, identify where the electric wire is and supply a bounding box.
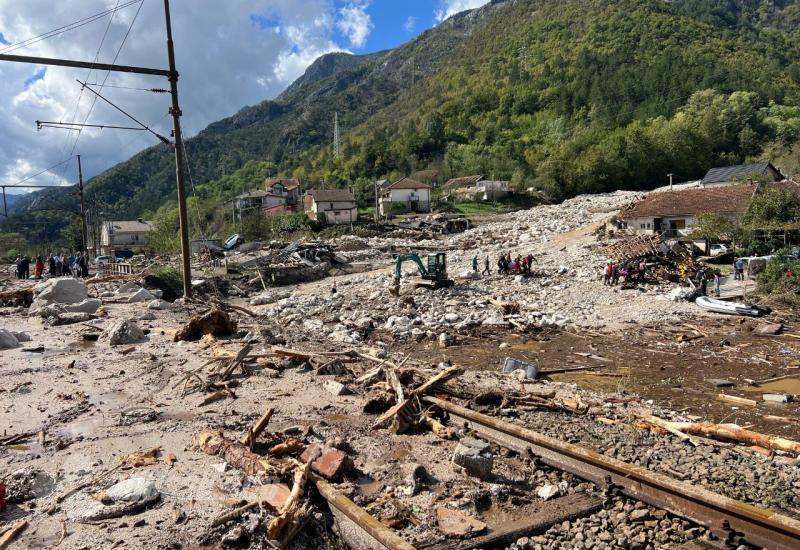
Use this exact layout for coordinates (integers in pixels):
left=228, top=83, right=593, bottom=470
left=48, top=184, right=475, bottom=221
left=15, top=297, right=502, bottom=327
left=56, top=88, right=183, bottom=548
left=0, top=0, right=142, bottom=55
left=4, top=157, right=75, bottom=189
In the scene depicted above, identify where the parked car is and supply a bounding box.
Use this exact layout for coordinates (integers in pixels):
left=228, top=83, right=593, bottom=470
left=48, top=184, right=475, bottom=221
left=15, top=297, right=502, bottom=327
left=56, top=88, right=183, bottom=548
left=94, top=255, right=116, bottom=265
left=224, top=233, right=244, bottom=251
left=709, top=244, right=730, bottom=257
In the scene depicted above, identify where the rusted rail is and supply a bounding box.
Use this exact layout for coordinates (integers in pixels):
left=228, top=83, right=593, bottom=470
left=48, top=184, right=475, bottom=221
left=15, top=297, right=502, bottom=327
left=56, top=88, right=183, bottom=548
left=424, top=396, right=800, bottom=550
left=312, top=474, right=415, bottom=550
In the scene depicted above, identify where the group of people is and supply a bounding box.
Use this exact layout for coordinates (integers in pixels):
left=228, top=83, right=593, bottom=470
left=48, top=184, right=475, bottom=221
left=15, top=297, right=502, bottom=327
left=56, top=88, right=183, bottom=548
left=603, top=259, right=648, bottom=286
left=472, top=252, right=538, bottom=276
left=697, top=266, right=722, bottom=297
left=14, top=252, right=89, bottom=280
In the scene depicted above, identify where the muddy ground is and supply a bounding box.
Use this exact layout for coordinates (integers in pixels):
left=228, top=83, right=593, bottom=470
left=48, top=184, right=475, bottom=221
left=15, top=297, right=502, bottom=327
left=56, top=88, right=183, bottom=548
left=1, top=277, right=799, bottom=549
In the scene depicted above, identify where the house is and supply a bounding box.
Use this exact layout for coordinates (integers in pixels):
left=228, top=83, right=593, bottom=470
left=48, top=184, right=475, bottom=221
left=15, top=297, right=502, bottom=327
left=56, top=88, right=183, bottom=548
left=620, top=184, right=758, bottom=237
left=701, top=163, right=784, bottom=187
left=378, top=177, right=432, bottom=216
left=477, top=180, right=510, bottom=201
left=443, top=175, right=482, bottom=189
left=222, top=190, right=270, bottom=211
left=263, top=177, right=301, bottom=216
left=101, top=218, right=154, bottom=255
left=304, top=188, right=358, bottom=224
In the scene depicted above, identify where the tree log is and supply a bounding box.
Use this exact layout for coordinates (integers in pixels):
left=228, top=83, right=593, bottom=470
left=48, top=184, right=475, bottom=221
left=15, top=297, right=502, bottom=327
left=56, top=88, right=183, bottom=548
left=658, top=420, right=800, bottom=455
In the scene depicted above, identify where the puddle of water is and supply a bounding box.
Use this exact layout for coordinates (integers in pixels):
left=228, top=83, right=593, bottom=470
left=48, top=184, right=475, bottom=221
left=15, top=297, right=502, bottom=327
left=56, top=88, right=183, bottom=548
left=66, top=415, right=107, bottom=437
left=756, top=377, right=800, bottom=394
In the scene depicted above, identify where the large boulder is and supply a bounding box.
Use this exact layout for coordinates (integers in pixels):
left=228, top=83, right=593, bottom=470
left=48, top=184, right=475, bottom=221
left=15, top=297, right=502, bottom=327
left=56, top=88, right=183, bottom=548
left=126, top=288, right=156, bottom=303
left=30, top=278, right=88, bottom=312
left=105, top=320, right=146, bottom=346
left=0, top=329, right=19, bottom=349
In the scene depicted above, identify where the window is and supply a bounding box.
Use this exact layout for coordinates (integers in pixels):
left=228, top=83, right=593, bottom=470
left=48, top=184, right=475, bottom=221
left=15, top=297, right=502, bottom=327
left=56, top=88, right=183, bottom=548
left=646, top=223, right=651, bottom=229
left=640, top=223, right=646, bottom=229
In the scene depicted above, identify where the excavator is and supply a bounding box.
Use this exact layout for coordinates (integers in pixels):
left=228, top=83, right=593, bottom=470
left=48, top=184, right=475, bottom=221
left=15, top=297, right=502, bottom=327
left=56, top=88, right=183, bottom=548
left=390, top=252, right=454, bottom=295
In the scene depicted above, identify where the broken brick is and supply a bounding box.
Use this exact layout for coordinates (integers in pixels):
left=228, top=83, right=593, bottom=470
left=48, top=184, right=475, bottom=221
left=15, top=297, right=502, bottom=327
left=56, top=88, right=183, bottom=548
left=299, top=442, right=352, bottom=479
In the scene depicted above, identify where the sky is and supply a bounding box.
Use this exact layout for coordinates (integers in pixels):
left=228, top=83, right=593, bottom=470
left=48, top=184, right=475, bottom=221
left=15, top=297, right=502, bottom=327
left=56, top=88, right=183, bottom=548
left=0, top=0, right=490, bottom=195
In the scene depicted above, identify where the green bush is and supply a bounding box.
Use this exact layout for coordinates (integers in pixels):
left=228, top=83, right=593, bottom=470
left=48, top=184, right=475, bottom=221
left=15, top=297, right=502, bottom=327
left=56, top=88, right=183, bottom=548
left=757, top=251, right=800, bottom=296
left=271, top=213, right=317, bottom=234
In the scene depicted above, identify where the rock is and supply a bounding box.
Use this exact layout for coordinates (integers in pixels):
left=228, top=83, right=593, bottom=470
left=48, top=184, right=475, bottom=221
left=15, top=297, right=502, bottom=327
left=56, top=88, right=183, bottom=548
left=438, top=332, right=454, bottom=348
left=63, top=299, right=102, bottom=314
left=499, top=342, right=510, bottom=349
left=444, top=312, right=460, bottom=323
left=138, top=312, right=156, bottom=321
left=402, top=463, right=432, bottom=496
left=668, top=286, right=693, bottom=302
left=49, top=312, right=95, bottom=326
left=0, top=328, right=19, bottom=349
left=221, top=526, right=245, bottom=546
left=75, top=478, right=160, bottom=522
left=30, top=278, right=88, bottom=311
left=436, top=508, right=487, bottom=536
left=299, top=443, right=352, bottom=479
left=249, top=293, right=274, bottom=306
left=11, top=331, right=31, bottom=342
left=354, top=316, right=373, bottom=329
left=105, top=320, right=146, bottom=346
left=754, top=322, right=783, bottom=336
left=452, top=437, right=493, bottom=479
left=630, top=509, right=650, bottom=522
left=126, top=288, right=156, bottom=303
left=147, top=299, right=172, bottom=310
left=324, top=380, right=352, bottom=396
left=537, top=484, right=559, bottom=501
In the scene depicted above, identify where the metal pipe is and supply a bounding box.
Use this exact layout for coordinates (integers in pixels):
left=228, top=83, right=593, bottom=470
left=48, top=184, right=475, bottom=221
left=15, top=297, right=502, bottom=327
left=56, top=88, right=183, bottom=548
left=424, top=396, right=800, bottom=550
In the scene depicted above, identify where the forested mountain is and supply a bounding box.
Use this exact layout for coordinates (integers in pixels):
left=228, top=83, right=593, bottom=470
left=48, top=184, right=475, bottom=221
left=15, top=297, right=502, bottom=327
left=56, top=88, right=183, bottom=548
left=4, top=0, right=800, bottom=246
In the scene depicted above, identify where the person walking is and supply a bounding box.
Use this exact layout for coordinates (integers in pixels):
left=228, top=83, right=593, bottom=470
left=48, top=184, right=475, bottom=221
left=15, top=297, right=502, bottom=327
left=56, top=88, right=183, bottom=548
left=713, top=270, right=721, bottom=297
left=611, top=263, right=619, bottom=285
left=482, top=256, right=491, bottom=275
left=77, top=252, right=88, bottom=278
left=61, top=253, right=71, bottom=276
left=471, top=255, right=478, bottom=273
left=603, top=262, right=612, bottom=285
left=734, top=258, right=745, bottom=281
left=48, top=255, right=57, bottom=277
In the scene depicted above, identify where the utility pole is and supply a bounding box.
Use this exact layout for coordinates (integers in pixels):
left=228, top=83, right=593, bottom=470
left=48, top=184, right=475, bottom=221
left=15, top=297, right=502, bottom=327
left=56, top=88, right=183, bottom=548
left=77, top=155, right=88, bottom=253
left=667, top=173, right=674, bottom=190
left=163, top=0, right=192, bottom=298
left=0, top=1, right=192, bottom=297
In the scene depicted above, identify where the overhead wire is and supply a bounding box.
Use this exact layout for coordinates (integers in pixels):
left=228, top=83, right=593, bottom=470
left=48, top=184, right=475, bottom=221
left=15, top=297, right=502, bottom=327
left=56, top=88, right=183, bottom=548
left=53, top=0, right=126, bottom=186
left=0, top=0, right=142, bottom=55
left=4, top=157, right=75, bottom=189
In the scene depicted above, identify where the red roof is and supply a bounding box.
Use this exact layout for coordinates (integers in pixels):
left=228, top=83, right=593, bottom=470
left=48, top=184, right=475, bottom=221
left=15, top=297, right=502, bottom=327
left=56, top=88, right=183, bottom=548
left=265, top=177, right=300, bottom=192
left=622, top=185, right=757, bottom=219
left=386, top=177, right=431, bottom=190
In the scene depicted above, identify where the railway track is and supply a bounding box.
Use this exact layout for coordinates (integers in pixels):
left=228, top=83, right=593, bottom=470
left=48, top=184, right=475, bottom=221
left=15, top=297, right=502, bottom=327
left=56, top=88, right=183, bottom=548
left=423, top=396, right=800, bottom=550
left=312, top=397, right=800, bottom=549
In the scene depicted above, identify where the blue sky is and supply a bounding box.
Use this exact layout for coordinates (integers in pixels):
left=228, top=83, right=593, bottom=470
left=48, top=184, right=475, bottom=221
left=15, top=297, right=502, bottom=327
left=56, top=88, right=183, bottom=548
left=337, top=0, right=438, bottom=53
left=0, top=0, right=490, bottom=190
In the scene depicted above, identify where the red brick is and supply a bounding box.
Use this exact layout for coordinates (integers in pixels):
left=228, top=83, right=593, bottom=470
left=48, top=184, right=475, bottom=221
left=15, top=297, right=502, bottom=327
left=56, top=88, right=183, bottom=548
left=299, top=443, right=352, bottom=479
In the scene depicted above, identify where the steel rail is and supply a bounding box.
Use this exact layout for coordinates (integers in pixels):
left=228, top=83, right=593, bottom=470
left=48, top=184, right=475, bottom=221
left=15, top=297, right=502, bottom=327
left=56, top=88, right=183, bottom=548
left=424, top=396, right=800, bottom=550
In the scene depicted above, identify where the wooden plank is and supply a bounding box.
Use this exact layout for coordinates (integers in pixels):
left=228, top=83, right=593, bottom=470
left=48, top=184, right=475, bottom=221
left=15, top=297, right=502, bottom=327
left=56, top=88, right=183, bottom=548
left=421, top=493, right=602, bottom=550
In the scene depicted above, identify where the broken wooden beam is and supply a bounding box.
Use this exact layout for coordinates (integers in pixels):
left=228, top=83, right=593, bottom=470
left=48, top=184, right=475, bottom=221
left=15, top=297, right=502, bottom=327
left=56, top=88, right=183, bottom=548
left=240, top=407, right=274, bottom=447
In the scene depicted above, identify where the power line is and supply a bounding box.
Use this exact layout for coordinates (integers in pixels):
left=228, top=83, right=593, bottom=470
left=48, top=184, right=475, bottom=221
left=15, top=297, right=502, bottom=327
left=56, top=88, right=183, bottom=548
left=4, top=157, right=75, bottom=189
left=0, top=0, right=142, bottom=55
left=56, top=0, right=146, bottom=188
left=76, top=80, right=171, bottom=144
left=81, top=82, right=168, bottom=93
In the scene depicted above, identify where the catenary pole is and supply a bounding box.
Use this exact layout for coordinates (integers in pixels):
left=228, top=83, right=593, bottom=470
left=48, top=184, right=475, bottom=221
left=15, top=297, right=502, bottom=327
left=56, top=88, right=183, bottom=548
left=77, top=155, right=88, bottom=253
left=163, top=0, right=192, bottom=298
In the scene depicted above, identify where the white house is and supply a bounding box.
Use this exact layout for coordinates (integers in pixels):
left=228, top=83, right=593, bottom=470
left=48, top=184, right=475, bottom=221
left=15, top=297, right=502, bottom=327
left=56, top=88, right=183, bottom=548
left=101, top=218, right=154, bottom=254
left=304, top=188, right=358, bottom=225
left=477, top=180, right=510, bottom=201
left=619, top=184, right=757, bottom=238
left=378, top=177, right=431, bottom=216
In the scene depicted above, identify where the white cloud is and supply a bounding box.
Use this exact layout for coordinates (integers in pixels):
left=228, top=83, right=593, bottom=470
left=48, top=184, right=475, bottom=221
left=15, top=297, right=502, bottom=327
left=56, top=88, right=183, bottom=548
left=337, top=1, right=372, bottom=48
left=435, top=0, right=490, bottom=22
left=404, top=16, right=416, bottom=33
left=0, top=0, right=350, bottom=193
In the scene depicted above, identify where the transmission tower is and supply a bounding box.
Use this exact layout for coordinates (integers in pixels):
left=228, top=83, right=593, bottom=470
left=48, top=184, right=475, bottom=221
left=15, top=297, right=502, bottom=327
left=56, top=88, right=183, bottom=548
left=333, top=112, right=341, bottom=160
